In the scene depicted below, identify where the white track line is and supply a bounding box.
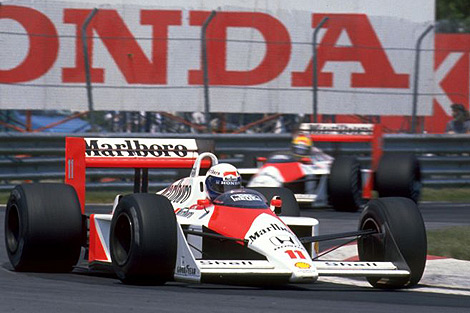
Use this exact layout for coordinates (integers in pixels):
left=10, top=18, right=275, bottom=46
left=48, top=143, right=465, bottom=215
left=317, top=244, right=470, bottom=295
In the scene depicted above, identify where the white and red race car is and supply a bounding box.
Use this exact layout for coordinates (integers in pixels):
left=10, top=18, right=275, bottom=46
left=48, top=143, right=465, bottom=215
left=5, top=137, right=426, bottom=288
left=247, top=123, right=421, bottom=211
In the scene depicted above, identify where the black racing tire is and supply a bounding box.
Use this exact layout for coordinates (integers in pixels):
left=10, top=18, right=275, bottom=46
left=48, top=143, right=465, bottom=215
left=5, top=183, right=83, bottom=272
left=249, top=187, right=300, bottom=217
left=357, top=197, right=427, bottom=289
left=375, top=153, right=421, bottom=202
left=110, top=193, right=177, bottom=285
left=327, top=156, right=365, bottom=212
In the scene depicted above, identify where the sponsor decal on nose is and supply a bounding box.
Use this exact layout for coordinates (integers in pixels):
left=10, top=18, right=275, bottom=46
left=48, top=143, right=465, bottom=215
left=269, top=235, right=295, bottom=246
left=295, top=262, right=311, bottom=269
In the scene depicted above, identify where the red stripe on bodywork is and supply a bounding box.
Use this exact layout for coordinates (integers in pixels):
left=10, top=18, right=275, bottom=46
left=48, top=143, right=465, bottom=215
left=208, top=205, right=276, bottom=241
left=88, top=214, right=109, bottom=263
left=263, top=162, right=305, bottom=182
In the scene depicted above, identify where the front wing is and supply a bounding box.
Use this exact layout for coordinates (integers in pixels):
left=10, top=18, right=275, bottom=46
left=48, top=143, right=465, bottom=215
left=88, top=213, right=409, bottom=284
left=173, top=221, right=410, bottom=284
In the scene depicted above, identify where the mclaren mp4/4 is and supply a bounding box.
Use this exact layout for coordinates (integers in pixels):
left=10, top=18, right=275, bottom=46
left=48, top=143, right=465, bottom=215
left=247, top=123, right=421, bottom=212
left=5, top=137, right=427, bottom=288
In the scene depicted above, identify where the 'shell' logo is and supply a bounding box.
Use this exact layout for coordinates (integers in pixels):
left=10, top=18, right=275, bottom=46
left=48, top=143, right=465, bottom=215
left=295, top=262, right=311, bottom=269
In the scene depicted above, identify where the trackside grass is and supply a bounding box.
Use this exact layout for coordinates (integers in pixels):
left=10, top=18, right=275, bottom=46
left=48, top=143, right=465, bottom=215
left=427, top=226, right=470, bottom=261
left=421, top=187, right=470, bottom=203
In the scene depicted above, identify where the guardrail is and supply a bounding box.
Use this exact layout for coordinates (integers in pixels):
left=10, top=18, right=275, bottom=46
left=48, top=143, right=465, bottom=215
left=1, top=133, right=469, bottom=192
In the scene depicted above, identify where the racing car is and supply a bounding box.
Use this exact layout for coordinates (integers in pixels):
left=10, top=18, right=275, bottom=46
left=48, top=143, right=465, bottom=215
left=5, top=137, right=426, bottom=288
left=247, top=123, right=421, bottom=211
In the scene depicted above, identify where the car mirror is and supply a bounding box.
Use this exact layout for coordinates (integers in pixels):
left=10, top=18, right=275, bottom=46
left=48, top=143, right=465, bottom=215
left=197, top=198, right=211, bottom=208
left=270, top=197, right=282, bottom=213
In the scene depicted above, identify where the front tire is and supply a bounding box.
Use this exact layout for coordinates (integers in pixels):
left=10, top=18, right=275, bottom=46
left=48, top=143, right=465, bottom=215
left=110, top=193, right=177, bottom=285
left=5, top=183, right=83, bottom=272
left=357, top=197, right=427, bottom=288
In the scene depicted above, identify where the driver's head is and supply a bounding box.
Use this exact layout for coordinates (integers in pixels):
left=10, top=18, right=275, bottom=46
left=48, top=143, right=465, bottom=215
left=291, top=133, right=312, bottom=157
left=205, top=163, right=241, bottom=200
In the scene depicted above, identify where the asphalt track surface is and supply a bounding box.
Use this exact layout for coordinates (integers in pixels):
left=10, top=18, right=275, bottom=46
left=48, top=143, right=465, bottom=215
left=0, top=202, right=469, bottom=313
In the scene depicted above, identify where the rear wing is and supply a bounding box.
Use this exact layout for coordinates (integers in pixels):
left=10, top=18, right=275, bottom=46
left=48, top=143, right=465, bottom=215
left=298, top=123, right=383, bottom=199
left=65, top=137, right=213, bottom=213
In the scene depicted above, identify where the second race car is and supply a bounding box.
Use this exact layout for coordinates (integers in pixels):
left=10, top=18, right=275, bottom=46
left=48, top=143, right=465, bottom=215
left=247, top=123, right=422, bottom=211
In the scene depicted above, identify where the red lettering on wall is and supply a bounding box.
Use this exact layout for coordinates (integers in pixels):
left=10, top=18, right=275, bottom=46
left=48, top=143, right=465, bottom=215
left=0, top=5, right=59, bottom=83
left=426, top=34, right=470, bottom=133
left=188, top=11, right=291, bottom=86
left=62, top=9, right=103, bottom=83
left=62, top=9, right=181, bottom=84
left=292, top=14, right=409, bottom=88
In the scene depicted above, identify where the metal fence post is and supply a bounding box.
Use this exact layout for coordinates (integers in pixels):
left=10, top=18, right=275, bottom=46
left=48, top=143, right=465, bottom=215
left=81, top=8, right=99, bottom=132
left=201, top=10, right=217, bottom=133
left=411, top=24, right=433, bottom=133
left=312, top=17, right=329, bottom=123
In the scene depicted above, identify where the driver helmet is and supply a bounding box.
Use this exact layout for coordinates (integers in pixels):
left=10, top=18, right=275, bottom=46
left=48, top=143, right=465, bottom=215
left=291, top=133, right=312, bottom=157
left=205, top=163, right=241, bottom=200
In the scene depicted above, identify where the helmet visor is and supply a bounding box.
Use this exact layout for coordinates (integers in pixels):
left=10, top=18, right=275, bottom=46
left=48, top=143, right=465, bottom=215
left=206, top=175, right=241, bottom=195
left=292, top=144, right=310, bottom=156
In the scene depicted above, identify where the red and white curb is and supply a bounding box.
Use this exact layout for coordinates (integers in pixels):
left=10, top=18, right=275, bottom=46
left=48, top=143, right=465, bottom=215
left=316, top=244, right=470, bottom=296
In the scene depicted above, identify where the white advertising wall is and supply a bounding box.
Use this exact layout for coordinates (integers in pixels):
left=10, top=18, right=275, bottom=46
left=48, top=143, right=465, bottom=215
left=0, top=0, right=435, bottom=115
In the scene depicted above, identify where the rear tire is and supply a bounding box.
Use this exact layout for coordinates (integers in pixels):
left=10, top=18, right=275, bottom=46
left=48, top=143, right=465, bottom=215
left=5, top=183, right=83, bottom=272
left=375, top=154, right=421, bottom=202
left=358, top=197, right=427, bottom=288
left=110, top=193, right=177, bottom=285
left=328, top=156, right=364, bottom=212
left=249, top=187, right=300, bottom=217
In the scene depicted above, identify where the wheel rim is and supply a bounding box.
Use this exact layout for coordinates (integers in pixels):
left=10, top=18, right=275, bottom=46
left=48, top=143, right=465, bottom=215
left=112, top=212, right=133, bottom=266
left=360, top=217, right=385, bottom=261
left=6, top=204, right=21, bottom=254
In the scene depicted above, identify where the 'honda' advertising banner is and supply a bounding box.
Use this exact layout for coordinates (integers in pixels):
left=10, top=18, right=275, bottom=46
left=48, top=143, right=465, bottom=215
left=0, top=0, right=435, bottom=115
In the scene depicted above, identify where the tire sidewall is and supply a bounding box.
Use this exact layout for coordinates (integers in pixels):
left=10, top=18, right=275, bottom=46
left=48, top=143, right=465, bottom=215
left=110, top=194, right=177, bottom=284
left=328, top=156, right=364, bottom=212
left=358, top=198, right=427, bottom=288
left=5, top=187, right=28, bottom=269
left=4, top=183, right=83, bottom=272
left=358, top=200, right=388, bottom=286
left=111, top=203, right=138, bottom=280
left=376, top=154, right=421, bottom=202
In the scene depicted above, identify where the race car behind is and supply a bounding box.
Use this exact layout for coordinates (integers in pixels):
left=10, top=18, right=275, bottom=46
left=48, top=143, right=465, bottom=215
left=247, top=123, right=421, bottom=211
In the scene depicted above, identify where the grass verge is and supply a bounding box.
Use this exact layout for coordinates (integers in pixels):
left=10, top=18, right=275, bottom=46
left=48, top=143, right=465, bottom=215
left=427, top=226, right=470, bottom=261
left=421, top=187, right=470, bottom=203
